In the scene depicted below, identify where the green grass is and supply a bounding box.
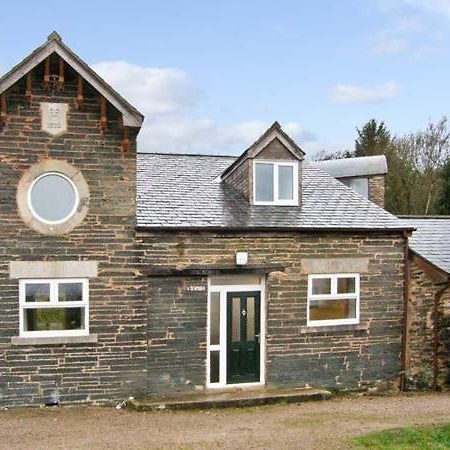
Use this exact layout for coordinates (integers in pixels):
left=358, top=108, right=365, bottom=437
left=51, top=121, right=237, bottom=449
left=350, top=423, right=450, bottom=449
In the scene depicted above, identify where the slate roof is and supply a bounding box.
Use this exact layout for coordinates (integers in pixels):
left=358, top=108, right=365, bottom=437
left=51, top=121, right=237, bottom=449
left=315, top=155, right=388, bottom=179
left=137, top=153, right=410, bottom=231
left=398, top=217, right=450, bottom=274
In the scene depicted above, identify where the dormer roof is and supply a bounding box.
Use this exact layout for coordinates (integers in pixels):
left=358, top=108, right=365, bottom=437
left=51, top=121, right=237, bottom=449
left=221, top=122, right=305, bottom=180
left=0, top=32, right=144, bottom=128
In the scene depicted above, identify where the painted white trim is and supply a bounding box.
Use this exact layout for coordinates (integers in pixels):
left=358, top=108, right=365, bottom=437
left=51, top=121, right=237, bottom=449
left=207, top=277, right=266, bottom=389
left=307, top=273, right=360, bottom=327
left=253, top=160, right=299, bottom=206
left=27, top=172, right=79, bottom=225
left=19, top=278, right=89, bottom=337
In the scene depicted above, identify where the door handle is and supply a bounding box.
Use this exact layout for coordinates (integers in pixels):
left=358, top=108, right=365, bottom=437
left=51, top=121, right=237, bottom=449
left=255, top=334, right=260, bottom=344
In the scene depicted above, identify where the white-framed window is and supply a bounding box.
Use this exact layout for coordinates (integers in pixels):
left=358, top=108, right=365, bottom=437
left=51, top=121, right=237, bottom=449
left=27, top=172, right=79, bottom=225
left=253, top=160, right=298, bottom=206
left=19, top=279, right=89, bottom=337
left=307, top=274, right=360, bottom=326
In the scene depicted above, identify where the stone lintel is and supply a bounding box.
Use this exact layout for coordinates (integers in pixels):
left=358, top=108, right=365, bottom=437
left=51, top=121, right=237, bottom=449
left=300, top=257, right=369, bottom=274
left=9, top=261, right=98, bottom=279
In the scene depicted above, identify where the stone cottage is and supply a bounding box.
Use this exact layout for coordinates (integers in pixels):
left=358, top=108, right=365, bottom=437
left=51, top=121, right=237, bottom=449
left=0, top=33, right=443, bottom=407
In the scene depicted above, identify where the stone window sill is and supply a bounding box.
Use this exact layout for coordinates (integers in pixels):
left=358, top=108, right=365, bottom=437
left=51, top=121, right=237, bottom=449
left=11, top=334, right=98, bottom=346
left=300, top=321, right=369, bottom=334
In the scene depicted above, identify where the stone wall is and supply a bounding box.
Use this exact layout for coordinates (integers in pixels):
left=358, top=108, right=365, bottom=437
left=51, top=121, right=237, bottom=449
left=406, top=258, right=450, bottom=389
left=223, top=159, right=249, bottom=201
left=368, top=175, right=385, bottom=208
left=0, top=55, right=147, bottom=406
left=138, top=230, right=406, bottom=395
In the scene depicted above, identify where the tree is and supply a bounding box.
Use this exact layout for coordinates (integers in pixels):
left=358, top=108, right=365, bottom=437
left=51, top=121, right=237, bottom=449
left=355, top=119, right=392, bottom=157
left=437, top=158, right=450, bottom=214
left=314, top=148, right=354, bottom=161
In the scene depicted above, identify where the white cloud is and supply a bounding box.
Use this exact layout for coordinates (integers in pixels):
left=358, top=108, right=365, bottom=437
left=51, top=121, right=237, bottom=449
left=92, top=61, right=199, bottom=116
left=373, top=36, right=408, bottom=55
left=332, top=81, right=399, bottom=103
left=93, top=60, right=316, bottom=155
left=139, top=117, right=315, bottom=154
left=400, top=0, right=450, bottom=16
left=371, top=16, right=425, bottom=55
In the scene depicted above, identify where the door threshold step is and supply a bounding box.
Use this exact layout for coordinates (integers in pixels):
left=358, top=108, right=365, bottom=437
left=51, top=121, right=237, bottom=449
left=129, top=387, right=331, bottom=411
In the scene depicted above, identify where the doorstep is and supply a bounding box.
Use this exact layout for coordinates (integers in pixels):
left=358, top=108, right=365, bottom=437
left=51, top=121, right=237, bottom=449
left=129, top=387, right=332, bottom=411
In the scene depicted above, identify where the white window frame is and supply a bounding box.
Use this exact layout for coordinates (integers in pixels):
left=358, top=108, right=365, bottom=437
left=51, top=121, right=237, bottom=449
left=19, top=278, right=89, bottom=337
left=253, top=160, right=299, bottom=206
left=206, top=276, right=266, bottom=389
left=27, top=172, right=80, bottom=225
left=307, top=273, right=360, bottom=327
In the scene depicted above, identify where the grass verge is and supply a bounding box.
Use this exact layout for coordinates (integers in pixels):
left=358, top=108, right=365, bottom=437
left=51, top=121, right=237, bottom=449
left=349, top=423, right=450, bottom=449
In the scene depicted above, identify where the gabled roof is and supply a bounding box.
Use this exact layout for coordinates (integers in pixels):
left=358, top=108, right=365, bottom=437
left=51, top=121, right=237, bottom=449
left=137, top=152, right=411, bottom=231
left=315, top=155, right=388, bottom=179
left=221, top=122, right=305, bottom=179
left=0, top=32, right=144, bottom=128
left=399, top=216, right=450, bottom=275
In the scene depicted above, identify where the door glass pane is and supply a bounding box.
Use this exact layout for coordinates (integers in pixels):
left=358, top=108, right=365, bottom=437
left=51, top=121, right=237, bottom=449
left=309, top=298, right=356, bottom=321
left=337, top=277, right=356, bottom=294
left=255, top=163, right=274, bottom=202
left=59, top=283, right=83, bottom=302
left=278, top=165, right=294, bottom=200
left=232, top=297, right=241, bottom=342
left=246, top=297, right=255, bottom=340
left=210, top=292, right=220, bottom=345
left=210, top=351, right=220, bottom=383
left=311, top=278, right=331, bottom=295
left=24, top=307, right=84, bottom=331
left=25, top=283, right=50, bottom=303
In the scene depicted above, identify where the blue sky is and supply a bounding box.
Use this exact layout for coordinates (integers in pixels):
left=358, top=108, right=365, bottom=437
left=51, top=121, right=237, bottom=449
left=2, top=0, right=450, bottom=157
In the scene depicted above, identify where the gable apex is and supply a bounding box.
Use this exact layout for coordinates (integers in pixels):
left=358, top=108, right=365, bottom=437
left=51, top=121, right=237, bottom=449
left=0, top=32, right=144, bottom=128
left=221, top=121, right=305, bottom=179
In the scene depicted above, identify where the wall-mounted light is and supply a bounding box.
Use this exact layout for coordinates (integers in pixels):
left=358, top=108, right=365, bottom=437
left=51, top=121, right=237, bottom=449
left=236, top=251, right=248, bottom=266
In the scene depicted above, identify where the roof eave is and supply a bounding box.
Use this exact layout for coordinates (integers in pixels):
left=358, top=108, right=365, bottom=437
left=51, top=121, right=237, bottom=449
left=0, top=34, right=144, bottom=128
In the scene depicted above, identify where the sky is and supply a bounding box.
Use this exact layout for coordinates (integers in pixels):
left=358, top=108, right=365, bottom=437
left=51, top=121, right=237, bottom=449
left=2, top=0, right=450, bottom=158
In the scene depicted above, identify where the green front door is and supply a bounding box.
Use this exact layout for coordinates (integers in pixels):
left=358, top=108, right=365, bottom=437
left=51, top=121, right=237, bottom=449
left=226, top=291, right=261, bottom=384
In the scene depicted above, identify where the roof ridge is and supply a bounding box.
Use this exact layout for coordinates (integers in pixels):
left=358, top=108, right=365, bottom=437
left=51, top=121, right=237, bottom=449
left=138, top=151, right=237, bottom=158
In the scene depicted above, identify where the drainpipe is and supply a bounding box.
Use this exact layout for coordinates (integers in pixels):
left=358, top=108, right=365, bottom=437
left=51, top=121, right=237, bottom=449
left=400, top=232, right=411, bottom=392
left=433, top=281, right=450, bottom=390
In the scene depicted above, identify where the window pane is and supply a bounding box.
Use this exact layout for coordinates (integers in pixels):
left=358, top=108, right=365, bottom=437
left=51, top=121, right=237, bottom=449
left=25, top=283, right=50, bottom=303
left=246, top=296, right=255, bottom=341
left=59, top=282, right=83, bottom=302
left=278, top=165, right=294, bottom=200
left=255, top=163, right=274, bottom=202
left=337, top=277, right=356, bottom=294
left=210, top=351, right=220, bottom=383
left=311, top=278, right=331, bottom=295
left=232, top=297, right=241, bottom=342
left=309, top=298, right=356, bottom=321
left=30, top=173, right=77, bottom=223
left=24, top=307, right=84, bottom=332
left=210, top=292, right=220, bottom=345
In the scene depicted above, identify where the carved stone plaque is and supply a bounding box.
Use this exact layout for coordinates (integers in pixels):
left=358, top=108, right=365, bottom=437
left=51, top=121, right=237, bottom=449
left=40, top=102, right=68, bottom=136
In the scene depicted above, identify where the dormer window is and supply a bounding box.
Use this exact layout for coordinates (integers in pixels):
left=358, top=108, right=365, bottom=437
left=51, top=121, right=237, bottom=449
left=253, top=161, right=298, bottom=206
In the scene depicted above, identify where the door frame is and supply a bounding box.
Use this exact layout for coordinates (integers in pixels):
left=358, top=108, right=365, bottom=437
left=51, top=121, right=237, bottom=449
left=206, top=276, right=266, bottom=389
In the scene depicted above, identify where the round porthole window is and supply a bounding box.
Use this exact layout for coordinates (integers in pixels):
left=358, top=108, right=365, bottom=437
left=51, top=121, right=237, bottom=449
left=28, top=173, right=79, bottom=224
left=18, top=160, right=89, bottom=235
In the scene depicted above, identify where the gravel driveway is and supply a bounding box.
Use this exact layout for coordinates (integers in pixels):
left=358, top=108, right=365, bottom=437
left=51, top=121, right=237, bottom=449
left=1, top=392, right=449, bottom=449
